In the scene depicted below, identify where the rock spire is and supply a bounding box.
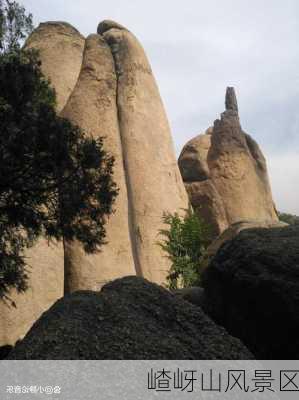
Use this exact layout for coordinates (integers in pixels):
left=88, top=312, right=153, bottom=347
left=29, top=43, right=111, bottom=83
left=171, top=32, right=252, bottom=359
left=179, top=87, right=278, bottom=238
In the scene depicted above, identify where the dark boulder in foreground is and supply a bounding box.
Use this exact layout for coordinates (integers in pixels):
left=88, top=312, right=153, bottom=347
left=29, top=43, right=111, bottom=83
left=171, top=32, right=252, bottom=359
left=8, top=276, right=252, bottom=359
left=202, top=225, right=299, bottom=359
left=0, top=345, right=13, bottom=359
left=173, top=287, right=204, bottom=308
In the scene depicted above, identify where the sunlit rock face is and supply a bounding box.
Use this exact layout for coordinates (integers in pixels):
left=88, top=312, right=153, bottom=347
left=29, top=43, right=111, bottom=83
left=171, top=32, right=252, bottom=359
left=99, top=20, right=188, bottom=284
left=179, top=87, right=278, bottom=239
left=0, top=20, right=189, bottom=346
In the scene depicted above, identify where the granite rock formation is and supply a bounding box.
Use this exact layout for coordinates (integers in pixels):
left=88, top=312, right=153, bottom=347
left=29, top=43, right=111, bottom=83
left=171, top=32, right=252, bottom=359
left=202, top=225, right=299, bottom=359
left=0, top=22, right=85, bottom=347
left=99, top=21, right=188, bottom=283
left=8, top=277, right=253, bottom=360
left=60, top=34, right=136, bottom=292
left=179, top=88, right=278, bottom=239
left=25, top=22, right=85, bottom=112
left=0, top=20, right=188, bottom=345
left=205, top=220, right=287, bottom=263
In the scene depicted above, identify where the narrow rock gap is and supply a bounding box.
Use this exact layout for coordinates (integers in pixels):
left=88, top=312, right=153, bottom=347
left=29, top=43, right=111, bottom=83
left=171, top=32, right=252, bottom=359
left=101, top=30, right=143, bottom=278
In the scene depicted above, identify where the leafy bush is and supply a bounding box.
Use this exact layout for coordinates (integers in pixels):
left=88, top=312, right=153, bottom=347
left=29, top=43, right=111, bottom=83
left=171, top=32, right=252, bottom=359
left=158, top=208, right=211, bottom=289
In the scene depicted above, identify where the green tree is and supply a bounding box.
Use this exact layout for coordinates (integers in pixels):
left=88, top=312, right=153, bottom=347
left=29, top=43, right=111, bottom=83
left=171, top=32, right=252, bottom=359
left=0, top=0, right=33, bottom=52
left=278, top=212, right=299, bottom=226
left=0, top=3, right=118, bottom=302
left=158, top=208, right=211, bottom=289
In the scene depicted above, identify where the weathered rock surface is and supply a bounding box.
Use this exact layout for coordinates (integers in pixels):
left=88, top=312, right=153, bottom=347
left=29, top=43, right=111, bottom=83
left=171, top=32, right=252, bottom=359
left=202, top=225, right=299, bottom=359
left=61, top=34, right=135, bottom=292
left=8, top=276, right=253, bottom=360
left=184, top=179, right=229, bottom=238
left=0, top=22, right=85, bottom=346
left=0, top=242, right=64, bottom=346
left=179, top=133, right=211, bottom=182
left=205, top=219, right=288, bottom=262
left=25, top=22, right=85, bottom=112
left=0, top=20, right=191, bottom=346
left=208, top=88, right=278, bottom=225
left=100, top=21, right=189, bottom=283
left=179, top=88, right=278, bottom=239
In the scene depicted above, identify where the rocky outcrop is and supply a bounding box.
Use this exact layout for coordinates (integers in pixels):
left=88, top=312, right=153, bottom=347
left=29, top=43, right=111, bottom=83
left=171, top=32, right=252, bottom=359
left=61, top=34, right=135, bottom=292
left=25, top=22, right=85, bottom=112
left=8, top=277, right=253, bottom=360
left=208, top=88, right=278, bottom=225
left=179, top=88, right=278, bottom=239
left=0, top=20, right=189, bottom=346
left=179, top=131, right=211, bottom=182
left=205, top=220, right=288, bottom=263
left=0, top=22, right=85, bottom=346
left=100, top=21, right=189, bottom=283
left=202, top=225, right=299, bottom=359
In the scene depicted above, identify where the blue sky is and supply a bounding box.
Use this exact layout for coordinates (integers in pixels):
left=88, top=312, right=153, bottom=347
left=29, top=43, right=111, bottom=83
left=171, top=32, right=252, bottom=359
left=22, top=0, right=299, bottom=214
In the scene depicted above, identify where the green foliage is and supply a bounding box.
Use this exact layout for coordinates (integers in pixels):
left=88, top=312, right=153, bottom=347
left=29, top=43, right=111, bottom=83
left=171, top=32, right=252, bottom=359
left=0, top=0, right=33, bottom=52
left=0, top=3, right=118, bottom=302
left=278, top=212, right=299, bottom=226
left=158, top=208, right=211, bottom=290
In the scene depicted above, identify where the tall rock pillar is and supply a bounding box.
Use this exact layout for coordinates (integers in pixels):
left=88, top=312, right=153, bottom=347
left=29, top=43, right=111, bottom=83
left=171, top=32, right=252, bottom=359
left=208, top=87, right=278, bottom=225
left=179, top=87, right=278, bottom=240
left=98, top=20, right=189, bottom=284
left=61, top=34, right=136, bottom=292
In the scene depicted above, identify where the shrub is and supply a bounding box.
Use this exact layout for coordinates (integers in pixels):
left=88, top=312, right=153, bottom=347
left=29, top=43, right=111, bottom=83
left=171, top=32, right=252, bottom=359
left=158, top=208, right=211, bottom=289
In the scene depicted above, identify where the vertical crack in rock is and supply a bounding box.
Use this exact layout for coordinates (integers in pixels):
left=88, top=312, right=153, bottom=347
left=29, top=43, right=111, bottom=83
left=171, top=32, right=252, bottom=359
left=25, top=21, right=85, bottom=113
left=60, top=34, right=136, bottom=292
left=98, top=23, right=143, bottom=278
left=0, top=19, right=190, bottom=348
left=98, top=20, right=189, bottom=283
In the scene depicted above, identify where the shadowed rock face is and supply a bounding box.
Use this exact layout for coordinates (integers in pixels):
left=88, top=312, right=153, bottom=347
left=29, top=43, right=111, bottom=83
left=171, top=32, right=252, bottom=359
left=205, top=219, right=288, bottom=265
left=1, top=20, right=189, bottom=345
left=179, top=88, right=278, bottom=239
left=8, top=277, right=253, bottom=360
left=202, top=225, right=299, bottom=359
left=225, top=86, right=238, bottom=113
